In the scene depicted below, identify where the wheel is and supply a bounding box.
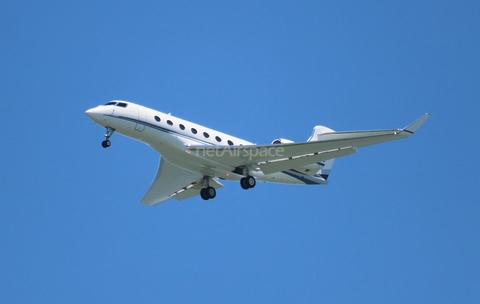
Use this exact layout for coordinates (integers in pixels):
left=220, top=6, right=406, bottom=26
left=102, top=140, right=111, bottom=148
left=240, top=177, right=249, bottom=190
left=246, top=176, right=256, bottom=188
left=200, top=188, right=209, bottom=200
left=206, top=186, right=216, bottom=199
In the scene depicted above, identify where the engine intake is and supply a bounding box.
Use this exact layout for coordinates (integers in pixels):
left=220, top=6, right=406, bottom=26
left=271, top=138, right=295, bottom=145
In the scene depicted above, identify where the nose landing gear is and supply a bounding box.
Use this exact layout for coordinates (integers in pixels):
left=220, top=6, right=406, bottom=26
left=102, top=127, right=115, bottom=148
left=101, top=140, right=111, bottom=148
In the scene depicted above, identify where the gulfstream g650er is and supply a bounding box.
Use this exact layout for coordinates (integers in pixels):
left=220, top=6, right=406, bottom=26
left=86, top=101, right=429, bottom=205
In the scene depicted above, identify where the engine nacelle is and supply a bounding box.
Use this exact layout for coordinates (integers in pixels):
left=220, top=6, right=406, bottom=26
left=271, top=138, right=295, bottom=145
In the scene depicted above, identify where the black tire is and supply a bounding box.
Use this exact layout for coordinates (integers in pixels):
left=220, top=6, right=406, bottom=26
left=206, top=186, right=216, bottom=199
left=200, top=188, right=209, bottom=200
left=240, top=177, right=249, bottom=190
left=102, top=140, right=110, bottom=148
left=246, top=176, right=256, bottom=188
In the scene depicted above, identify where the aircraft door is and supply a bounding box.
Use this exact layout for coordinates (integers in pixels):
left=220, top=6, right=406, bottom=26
left=135, top=105, right=146, bottom=132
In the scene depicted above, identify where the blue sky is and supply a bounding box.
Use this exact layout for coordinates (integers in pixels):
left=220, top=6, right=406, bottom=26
left=1, top=1, right=479, bottom=303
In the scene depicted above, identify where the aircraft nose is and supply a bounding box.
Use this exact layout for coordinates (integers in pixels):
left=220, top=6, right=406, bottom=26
left=85, top=107, right=103, bottom=123
left=85, top=107, right=97, bottom=118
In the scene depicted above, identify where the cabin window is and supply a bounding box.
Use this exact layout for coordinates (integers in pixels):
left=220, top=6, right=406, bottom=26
left=105, top=102, right=116, bottom=106
left=215, top=136, right=221, bottom=142
left=191, top=128, right=197, bottom=134
left=154, top=116, right=161, bottom=122
left=227, top=140, right=234, bottom=146
left=117, top=102, right=128, bottom=108
left=167, top=120, right=173, bottom=126
left=179, top=124, right=185, bottom=130
left=203, top=132, right=210, bottom=138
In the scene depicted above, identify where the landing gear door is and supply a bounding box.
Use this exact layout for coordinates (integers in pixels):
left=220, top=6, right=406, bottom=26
left=135, top=105, right=146, bottom=132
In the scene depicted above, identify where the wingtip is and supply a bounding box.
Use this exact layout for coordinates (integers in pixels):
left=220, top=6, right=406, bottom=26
left=403, top=113, right=430, bottom=134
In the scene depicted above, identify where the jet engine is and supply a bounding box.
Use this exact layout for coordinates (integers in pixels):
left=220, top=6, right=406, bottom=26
left=271, top=138, right=295, bottom=145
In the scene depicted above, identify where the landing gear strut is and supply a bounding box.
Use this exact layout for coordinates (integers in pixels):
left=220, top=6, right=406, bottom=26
left=200, top=176, right=216, bottom=200
left=102, top=127, right=115, bottom=148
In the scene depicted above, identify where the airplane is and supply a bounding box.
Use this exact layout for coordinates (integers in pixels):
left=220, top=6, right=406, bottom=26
left=85, top=101, right=429, bottom=205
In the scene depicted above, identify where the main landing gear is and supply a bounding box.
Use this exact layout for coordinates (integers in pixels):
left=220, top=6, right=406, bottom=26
left=240, top=176, right=256, bottom=190
left=102, top=127, right=115, bottom=148
left=200, top=187, right=216, bottom=200
left=200, top=175, right=256, bottom=201
left=200, top=176, right=216, bottom=200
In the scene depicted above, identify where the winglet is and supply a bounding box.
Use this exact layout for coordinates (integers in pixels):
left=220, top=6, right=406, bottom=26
left=403, top=113, right=430, bottom=134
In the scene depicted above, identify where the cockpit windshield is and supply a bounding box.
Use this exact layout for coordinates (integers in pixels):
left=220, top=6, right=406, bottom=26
left=104, top=101, right=128, bottom=108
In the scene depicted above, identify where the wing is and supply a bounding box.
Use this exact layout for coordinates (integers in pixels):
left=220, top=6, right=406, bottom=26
left=258, top=146, right=357, bottom=175
left=141, top=157, right=223, bottom=206
left=185, top=114, right=430, bottom=173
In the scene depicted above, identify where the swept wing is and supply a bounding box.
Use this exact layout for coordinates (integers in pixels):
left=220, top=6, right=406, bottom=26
left=141, top=157, right=223, bottom=205
left=186, top=114, right=430, bottom=172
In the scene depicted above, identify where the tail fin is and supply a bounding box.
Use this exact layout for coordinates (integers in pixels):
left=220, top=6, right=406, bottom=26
left=307, top=125, right=336, bottom=180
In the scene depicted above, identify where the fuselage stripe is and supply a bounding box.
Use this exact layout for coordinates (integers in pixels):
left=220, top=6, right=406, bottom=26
left=281, top=170, right=322, bottom=185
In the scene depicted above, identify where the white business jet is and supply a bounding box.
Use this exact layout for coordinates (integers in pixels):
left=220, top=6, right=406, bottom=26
left=86, top=101, right=429, bottom=205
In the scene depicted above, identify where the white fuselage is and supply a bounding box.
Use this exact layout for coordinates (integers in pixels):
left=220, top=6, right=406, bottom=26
left=86, top=101, right=326, bottom=185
